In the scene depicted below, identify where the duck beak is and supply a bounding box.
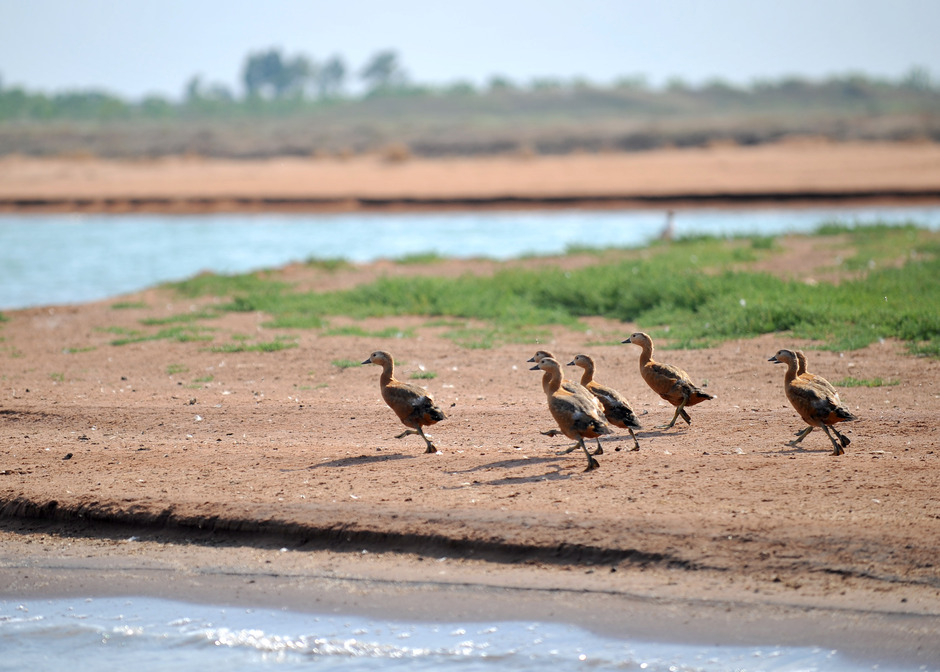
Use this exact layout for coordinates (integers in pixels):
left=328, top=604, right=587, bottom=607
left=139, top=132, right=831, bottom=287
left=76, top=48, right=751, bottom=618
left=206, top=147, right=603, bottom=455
left=361, top=357, right=372, bottom=365
left=526, top=356, right=536, bottom=362
left=622, top=337, right=632, bottom=344
left=529, top=363, right=542, bottom=370
left=768, top=356, right=781, bottom=364
left=566, top=360, right=576, bottom=366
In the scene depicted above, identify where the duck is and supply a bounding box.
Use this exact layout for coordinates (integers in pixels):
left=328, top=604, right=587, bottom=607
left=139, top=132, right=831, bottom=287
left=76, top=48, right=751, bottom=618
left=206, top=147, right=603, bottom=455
left=530, top=357, right=611, bottom=471
left=768, top=349, right=856, bottom=455
left=569, top=353, right=642, bottom=451
left=528, top=349, right=606, bottom=455
left=794, top=349, right=850, bottom=448
left=621, top=332, right=714, bottom=429
left=362, top=350, right=447, bottom=453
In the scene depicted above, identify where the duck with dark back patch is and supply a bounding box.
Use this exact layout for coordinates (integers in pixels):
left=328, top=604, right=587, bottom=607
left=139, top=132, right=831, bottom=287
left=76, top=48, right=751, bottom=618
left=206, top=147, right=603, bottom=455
left=530, top=357, right=610, bottom=472
left=362, top=350, right=446, bottom=454
left=769, top=349, right=855, bottom=455
left=528, top=350, right=607, bottom=455
left=569, top=353, right=642, bottom=451
left=622, top=332, right=714, bottom=429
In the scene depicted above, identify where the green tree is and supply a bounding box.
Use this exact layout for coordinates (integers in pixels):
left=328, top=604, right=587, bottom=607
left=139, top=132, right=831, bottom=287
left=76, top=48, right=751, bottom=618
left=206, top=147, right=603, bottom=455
left=360, top=50, right=408, bottom=94
left=317, top=55, right=346, bottom=98
left=243, top=48, right=312, bottom=99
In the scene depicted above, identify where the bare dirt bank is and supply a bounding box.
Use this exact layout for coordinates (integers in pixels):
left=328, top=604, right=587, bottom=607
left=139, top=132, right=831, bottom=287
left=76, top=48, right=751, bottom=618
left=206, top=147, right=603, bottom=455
left=1, top=141, right=940, bottom=213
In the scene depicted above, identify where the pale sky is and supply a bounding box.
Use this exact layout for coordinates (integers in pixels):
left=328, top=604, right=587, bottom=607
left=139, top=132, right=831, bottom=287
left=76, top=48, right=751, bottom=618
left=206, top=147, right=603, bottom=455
left=2, top=0, right=939, bottom=100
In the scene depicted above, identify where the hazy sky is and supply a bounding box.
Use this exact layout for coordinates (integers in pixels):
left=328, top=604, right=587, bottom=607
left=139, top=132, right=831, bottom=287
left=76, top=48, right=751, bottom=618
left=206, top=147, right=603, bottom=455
left=2, top=0, right=939, bottom=100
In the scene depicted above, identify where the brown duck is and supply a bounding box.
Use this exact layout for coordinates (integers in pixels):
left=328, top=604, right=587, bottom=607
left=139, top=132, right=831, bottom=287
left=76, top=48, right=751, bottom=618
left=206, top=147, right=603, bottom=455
left=362, top=350, right=446, bottom=453
left=622, top=332, right=714, bottom=429
left=531, top=357, right=610, bottom=471
left=528, top=349, right=606, bottom=454
left=569, top=353, right=642, bottom=451
left=769, top=349, right=856, bottom=455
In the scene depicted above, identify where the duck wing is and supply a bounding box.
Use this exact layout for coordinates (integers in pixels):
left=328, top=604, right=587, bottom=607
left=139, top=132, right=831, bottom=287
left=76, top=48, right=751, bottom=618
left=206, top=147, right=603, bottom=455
left=383, top=381, right=446, bottom=425
left=588, top=381, right=642, bottom=429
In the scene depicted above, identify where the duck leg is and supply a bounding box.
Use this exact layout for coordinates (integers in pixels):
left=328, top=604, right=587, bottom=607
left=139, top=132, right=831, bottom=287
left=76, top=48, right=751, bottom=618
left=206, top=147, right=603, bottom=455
left=578, top=438, right=600, bottom=472
left=657, top=399, right=687, bottom=430
left=788, top=425, right=813, bottom=447
left=416, top=426, right=439, bottom=454
left=592, top=438, right=604, bottom=456
left=821, top=425, right=845, bottom=456
left=627, top=428, right=640, bottom=451
left=831, top=426, right=851, bottom=447
left=678, top=408, right=692, bottom=425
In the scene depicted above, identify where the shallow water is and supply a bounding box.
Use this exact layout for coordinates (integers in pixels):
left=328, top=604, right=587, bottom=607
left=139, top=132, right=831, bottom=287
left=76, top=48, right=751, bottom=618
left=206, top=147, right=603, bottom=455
left=0, top=596, right=898, bottom=672
left=1, top=206, right=939, bottom=310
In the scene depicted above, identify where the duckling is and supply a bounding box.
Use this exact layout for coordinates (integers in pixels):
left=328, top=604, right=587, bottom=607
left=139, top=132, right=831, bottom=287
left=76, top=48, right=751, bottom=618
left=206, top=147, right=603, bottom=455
left=569, top=353, right=642, bottom=451
left=362, top=350, right=446, bottom=453
left=528, top=349, right=606, bottom=454
left=622, top=332, right=714, bottom=429
left=794, top=349, right=850, bottom=448
left=530, top=357, right=610, bottom=471
left=768, top=349, right=856, bottom=455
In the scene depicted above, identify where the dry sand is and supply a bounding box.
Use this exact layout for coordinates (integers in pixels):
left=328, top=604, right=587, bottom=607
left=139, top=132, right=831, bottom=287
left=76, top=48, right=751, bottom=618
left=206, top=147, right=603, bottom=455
left=1, top=143, right=939, bottom=665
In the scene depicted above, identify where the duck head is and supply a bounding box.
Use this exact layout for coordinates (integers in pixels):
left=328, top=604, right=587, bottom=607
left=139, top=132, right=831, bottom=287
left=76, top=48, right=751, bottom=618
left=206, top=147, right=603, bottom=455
left=768, top=349, right=797, bottom=366
left=622, top=332, right=652, bottom=348
left=362, top=350, right=393, bottom=366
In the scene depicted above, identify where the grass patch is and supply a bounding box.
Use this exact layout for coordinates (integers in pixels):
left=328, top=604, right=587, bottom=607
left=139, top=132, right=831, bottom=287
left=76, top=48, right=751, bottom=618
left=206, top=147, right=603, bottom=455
left=139, top=310, right=220, bottom=326
left=332, top=358, right=363, bottom=369
left=305, top=257, right=351, bottom=272
left=410, top=370, right=437, bottom=380
left=110, top=326, right=216, bottom=346
left=206, top=335, right=298, bottom=353
left=161, top=223, right=940, bottom=355
left=394, top=252, right=447, bottom=265
left=63, top=346, right=96, bottom=354
left=110, top=301, right=149, bottom=310
left=166, top=364, right=189, bottom=375
left=832, top=376, right=901, bottom=388
left=49, top=372, right=65, bottom=383
left=192, top=374, right=215, bottom=383
left=322, top=325, right=415, bottom=339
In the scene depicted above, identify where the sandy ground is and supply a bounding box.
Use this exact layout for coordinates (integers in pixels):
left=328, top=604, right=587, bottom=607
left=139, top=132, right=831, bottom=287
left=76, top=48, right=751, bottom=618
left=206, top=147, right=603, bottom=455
left=1, top=144, right=940, bottom=665
left=2, top=140, right=940, bottom=211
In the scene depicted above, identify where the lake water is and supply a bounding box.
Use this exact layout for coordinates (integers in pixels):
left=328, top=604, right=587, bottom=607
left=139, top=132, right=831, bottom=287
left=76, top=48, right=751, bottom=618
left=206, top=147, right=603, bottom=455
left=2, top=205, right=940, bottom=311
left=0, top=596, right=904, bottom=672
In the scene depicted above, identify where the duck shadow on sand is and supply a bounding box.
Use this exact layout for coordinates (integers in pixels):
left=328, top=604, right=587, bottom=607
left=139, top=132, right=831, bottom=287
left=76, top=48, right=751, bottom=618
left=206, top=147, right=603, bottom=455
left=293, top=452, right=416, bottom=471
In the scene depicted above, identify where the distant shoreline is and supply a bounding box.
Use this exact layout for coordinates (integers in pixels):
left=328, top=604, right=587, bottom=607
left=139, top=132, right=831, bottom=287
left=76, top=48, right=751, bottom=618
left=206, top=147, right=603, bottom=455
left=2, top=141, right=939, bottom=214
left=3, top=189, right=940, bottom=215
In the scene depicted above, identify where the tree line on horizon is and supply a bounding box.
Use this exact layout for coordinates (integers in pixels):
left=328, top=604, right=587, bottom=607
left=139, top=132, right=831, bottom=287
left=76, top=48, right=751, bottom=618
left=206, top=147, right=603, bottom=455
left=0, top=47, right=937, bottom=125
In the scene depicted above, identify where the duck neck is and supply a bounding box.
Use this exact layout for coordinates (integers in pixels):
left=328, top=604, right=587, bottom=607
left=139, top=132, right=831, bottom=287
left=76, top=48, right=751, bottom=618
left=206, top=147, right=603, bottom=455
left=544, top=366, right=563, bottom=395
left=637, top=342, right=653, bottom=367
left=379, top=360, right=395, bottom=387
left=578, top=362, right=594, bottom=386
left=783, top=359, right=798, bottom=386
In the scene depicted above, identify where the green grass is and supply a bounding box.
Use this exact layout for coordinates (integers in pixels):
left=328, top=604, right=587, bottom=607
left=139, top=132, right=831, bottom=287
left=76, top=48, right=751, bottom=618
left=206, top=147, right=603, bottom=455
left=410, top=370, right=437, bottom=380
left=62, top=346, right=96, bottom=354
left=332, top=358, right=363, bottom=369
left=165, top=364, right=189, bottom=375
left=110, top=301, right=149, bottom=310
left=322, top=325, right=415, bottom=339
left=206, top=336, right=298, bottom=353
left=157, top=223, right=939, bottom=355
left=832, top=376, right=901, bottom=388
left=109, top=326, right=216, bottom=346
left=305, top=257, right=351, bottom=272
left=139, top=310, right=219, bottom=326
left=49, top=372, right=65, bottom=383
